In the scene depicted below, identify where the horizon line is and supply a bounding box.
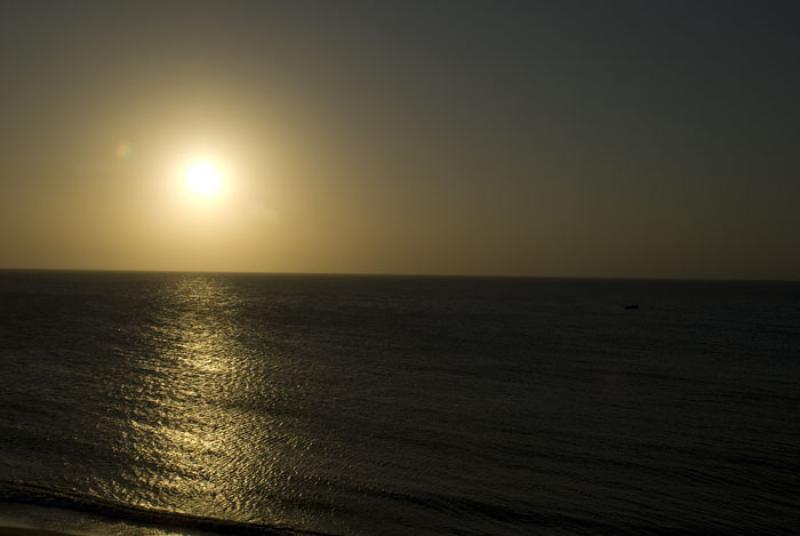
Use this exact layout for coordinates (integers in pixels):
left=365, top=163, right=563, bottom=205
left=0, top=266, right=797, bottom=284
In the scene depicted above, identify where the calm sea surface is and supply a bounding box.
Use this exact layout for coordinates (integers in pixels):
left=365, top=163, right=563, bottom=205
left=0, top=271, right=798, bottom=535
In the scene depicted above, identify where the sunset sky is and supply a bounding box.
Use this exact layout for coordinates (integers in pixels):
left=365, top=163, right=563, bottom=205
left=2, top=1, right=799, bottom=279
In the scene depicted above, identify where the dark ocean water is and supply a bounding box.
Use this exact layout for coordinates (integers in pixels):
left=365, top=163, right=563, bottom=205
left=0, top=271, right=798, bottom=535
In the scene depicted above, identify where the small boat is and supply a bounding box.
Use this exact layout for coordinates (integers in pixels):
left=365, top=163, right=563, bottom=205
left=624, top=304, right=639, bottom=310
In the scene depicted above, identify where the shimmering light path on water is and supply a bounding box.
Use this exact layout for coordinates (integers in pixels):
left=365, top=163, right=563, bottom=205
left=1, top=272, right=799, bottom=535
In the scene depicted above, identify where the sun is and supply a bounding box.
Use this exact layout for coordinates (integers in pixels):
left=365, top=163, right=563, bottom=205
left=184, top=159, right=224, bottom=198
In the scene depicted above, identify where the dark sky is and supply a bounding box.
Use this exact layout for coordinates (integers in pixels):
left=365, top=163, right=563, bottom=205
left=2, top=1, right=799, bottom=278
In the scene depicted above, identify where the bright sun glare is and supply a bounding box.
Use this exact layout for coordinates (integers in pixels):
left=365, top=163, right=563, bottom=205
left=184, top=160, right=224, bottom=198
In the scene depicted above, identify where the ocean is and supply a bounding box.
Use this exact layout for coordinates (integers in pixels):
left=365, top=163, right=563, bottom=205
left=0, top=271, right=798, bottom=535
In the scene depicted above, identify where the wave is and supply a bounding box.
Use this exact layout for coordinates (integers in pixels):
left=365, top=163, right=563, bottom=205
left=0, top=480, right=333, bottom=536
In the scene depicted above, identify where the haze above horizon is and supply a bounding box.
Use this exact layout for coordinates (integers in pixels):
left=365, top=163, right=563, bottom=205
left=2, top=1, right=799, bottom=280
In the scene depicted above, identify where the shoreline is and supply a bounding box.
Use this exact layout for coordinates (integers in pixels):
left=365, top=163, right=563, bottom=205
left=0, top=528, right=77, bottom=536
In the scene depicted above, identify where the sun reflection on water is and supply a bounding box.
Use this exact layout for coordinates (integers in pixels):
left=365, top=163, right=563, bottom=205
left=98, top=274, right=335, bottom=533
left=119, top=276, right=270, bottom=520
